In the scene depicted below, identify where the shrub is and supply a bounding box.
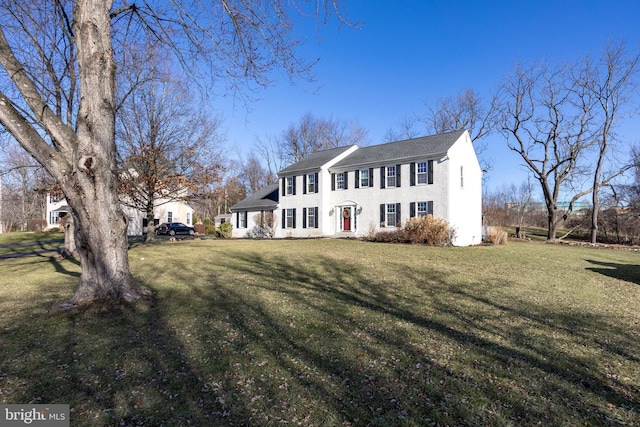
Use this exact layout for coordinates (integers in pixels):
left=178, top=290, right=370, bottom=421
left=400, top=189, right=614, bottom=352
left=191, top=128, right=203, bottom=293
left=27, top=219, right=47, bottom=232
left=370, top=215, right=454, bottom=246
left=250, top=212, right=277, bottom=238
left=484, top=227, right=508, bottom=245
left=217, top=221, right=233, bottom=238
left=403, top=215, right=453, bottom=246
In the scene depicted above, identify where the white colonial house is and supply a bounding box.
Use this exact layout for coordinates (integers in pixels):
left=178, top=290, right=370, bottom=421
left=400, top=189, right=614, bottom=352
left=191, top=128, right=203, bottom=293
left=230, top=130, right=482, bottom=246
left=46, top=195, right=194, bottom=236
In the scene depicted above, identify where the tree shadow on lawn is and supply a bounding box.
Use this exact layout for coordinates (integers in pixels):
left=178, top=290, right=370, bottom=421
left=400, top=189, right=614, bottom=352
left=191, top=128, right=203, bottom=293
left=179, top=250, right=639, bottom=426
left=585, top=258, right=640, bottom=286
left=0, top=295, right=227, bottom=425
left=0, top=251, right=638, bottom=426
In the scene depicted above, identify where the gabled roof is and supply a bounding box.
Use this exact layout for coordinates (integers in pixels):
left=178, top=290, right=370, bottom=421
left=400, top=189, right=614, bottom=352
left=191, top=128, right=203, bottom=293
left=229, top=183, right=279, bottom=212
left=331, top=130, right=466, bottom=170
left=278, top=145, right=356, bottom=176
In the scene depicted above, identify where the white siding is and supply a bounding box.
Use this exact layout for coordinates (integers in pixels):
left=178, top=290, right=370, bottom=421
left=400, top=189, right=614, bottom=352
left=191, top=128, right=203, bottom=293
left=446, top=132, right=483, bottom=246
left=231, top=132, right=482, bottom=246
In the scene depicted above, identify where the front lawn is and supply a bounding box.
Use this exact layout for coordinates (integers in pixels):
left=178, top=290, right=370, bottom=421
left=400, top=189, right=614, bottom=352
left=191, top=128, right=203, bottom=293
left=0, top=238, right=638, bottom=426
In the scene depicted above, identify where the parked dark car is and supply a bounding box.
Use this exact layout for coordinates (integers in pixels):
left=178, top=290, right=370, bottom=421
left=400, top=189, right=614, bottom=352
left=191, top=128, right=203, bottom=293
left=156, top=222, right=195, bottom=236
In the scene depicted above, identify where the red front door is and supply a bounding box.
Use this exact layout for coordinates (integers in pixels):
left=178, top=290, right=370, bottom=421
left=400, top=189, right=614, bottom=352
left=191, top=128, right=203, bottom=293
left=343, top=207, right=351, bottom=231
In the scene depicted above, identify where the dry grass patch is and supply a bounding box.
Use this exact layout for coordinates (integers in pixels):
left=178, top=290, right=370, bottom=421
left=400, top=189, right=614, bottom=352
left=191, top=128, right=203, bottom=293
left=0, top=236, right=638, bottom=426
left=484, top=227, right=509, bottom=245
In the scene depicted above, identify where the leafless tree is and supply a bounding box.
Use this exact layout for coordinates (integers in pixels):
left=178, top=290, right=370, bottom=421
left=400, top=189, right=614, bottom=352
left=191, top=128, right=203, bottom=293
left=382, top=114, right=421, bottom=142
left=575, top=41, right=640, bottom=244
left=385, top=89, right=497, bottom=169
left=482, top=186, right=510, bottom=227
left=116, top=73, right=225, bottom=243
left=425, top=89, right=498, bottom=152
left=499, top=61, right=598, bottom=241
left=240, top=152, right=273, bottom=194
left=278, top=112, right=369, bottom=163
left=250, top=211, right=277, bottom=238
left=0, top=0, right=356, bottom=305
left=0, top=145, right=48, bottom=231
left=506, top=178, right=536, bottom=238
left=253, top=135, right=288, bottom=181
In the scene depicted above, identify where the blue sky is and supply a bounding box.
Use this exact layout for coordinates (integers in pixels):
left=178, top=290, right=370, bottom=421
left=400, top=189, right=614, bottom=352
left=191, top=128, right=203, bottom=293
left=217, top=0, right=640, bottom=191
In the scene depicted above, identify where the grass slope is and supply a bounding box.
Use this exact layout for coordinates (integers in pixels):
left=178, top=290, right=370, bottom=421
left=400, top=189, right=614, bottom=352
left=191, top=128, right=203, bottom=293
left=0, top=237, right=638, bottom=426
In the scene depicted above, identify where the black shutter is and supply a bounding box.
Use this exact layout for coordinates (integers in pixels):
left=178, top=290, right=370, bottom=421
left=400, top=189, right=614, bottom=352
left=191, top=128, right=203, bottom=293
left=410, top=202, right=415, bottom=218
left=355, top=170, right=360, bottom=188
left=292, top=208, right=296, bottom=228
left=369, top=168, right=374, bottom=187
left=282, top=210, right=286, bottom=228
left=292, top=176, right=296, bottom=195
left=428, top=160, right=434, bottom=184
left=315, top=173, right=319, bottom=193
left=281, top=178, right=285, bottom=196
left=303, top=208, right=307, bottom=228
left=396, top=203, right=401, bottom=227
left=380, top=204, right=385, bottom=227
left=428, top=201, right=433, bottom=216
left=410, top=163, right=416, bottom=186
left=303, top=174, right=307, bottom=194
left=344, top=171, right=348, bottom=189
left=331, top=173, right=336, bottom=191
left=380, top=167, right=385, bottom=189
left=396, top=164, right=401, bottom=187
left=236, top=212, right=239, bottom=227
left=314, top=207, right=319, bottom=228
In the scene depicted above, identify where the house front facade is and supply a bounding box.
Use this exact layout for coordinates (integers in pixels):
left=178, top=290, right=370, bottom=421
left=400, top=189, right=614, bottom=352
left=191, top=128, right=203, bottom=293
left=230, top=130, right=482, bottom=246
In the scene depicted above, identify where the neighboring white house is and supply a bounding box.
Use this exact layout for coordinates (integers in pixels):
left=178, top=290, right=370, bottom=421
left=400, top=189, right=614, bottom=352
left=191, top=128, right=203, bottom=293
left=230, top=130, right=482, bottom=246
left=46, top=195, right=194, bottom=236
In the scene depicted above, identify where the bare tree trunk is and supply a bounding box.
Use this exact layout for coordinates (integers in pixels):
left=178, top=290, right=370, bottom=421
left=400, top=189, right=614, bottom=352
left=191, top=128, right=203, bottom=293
left=145, top=209, right=156, bottom=243
left=66, top=190, right=148, bottom=304
left=66, top=0, right=149, bottom=304
left=590, top=190, right=600, bottom=244
left=547, top=209, right=557, bottom=241
left=60, top=214, right=77, bottom=258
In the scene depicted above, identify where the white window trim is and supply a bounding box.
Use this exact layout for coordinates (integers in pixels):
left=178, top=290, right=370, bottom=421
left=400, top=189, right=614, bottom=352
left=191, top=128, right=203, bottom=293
left=286, top=208, right=295, bottom=228
left=386, top=204, right=397, bottom=227
left=386, top=166, right=396, bottom=188
left=307, top=173, right=316, bottom=193
left=417, top=162, right=428, bottom=185
left=360, top=169, right=369, bottom=187
left=286, top=176, right=295, bottom=195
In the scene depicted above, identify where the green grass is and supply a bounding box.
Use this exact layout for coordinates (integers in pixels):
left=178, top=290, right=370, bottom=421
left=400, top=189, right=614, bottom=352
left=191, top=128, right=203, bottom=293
left=0, top=231, right=63, bottom=257
left=0, top=236, right=639, bottom=426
